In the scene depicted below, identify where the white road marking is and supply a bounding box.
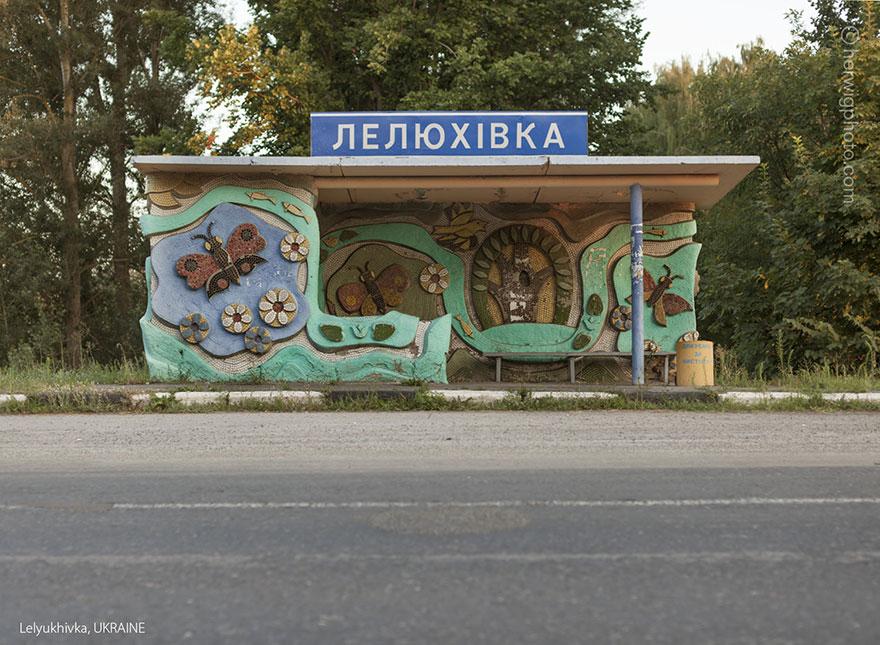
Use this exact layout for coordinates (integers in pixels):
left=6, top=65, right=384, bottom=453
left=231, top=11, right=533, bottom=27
left=0, top=551, right=878, bottom=565
left=2, top=497, right=880, bottom=511
left=0, top=555, right=253, bottom=565
left=287, top=550, right=880, bottom=564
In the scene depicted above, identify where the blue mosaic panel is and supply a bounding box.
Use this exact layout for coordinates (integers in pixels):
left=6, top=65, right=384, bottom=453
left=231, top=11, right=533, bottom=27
left=149, top=203, right=309, bottom=357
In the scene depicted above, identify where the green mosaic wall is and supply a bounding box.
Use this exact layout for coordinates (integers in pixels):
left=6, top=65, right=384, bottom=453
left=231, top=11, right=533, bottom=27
left=320, top=207, right=700, bottom=366
left=140, top=186, right=450, bottom=383
left=140, top=181, right=700, bottom=383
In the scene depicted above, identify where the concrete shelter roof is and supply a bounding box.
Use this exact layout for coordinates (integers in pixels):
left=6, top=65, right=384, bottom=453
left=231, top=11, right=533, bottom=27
left=132, top=155, right=760, bottom=209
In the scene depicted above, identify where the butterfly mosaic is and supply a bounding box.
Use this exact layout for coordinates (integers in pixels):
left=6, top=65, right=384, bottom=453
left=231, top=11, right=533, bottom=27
left=176, top=221, right=267, bottom=298
left=335, top=262, right=410, bottom=316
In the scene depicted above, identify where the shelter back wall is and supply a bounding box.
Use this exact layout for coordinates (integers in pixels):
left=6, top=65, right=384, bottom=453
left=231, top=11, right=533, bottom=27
left=319, top=201, right=700, bottom=382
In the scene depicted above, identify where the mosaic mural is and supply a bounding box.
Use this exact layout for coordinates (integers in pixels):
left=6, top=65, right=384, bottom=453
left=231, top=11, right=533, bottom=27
left=140, top=182, right=451, bottom=382
left=470, top=224, right=572, bottom=328
left=140, top=176, right=700, bottom=383
left=150, top=203, right=308, bottom=358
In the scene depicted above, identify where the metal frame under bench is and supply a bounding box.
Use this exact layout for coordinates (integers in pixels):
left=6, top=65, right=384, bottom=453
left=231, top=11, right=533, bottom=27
left=483, top=351, right=676, bottom=384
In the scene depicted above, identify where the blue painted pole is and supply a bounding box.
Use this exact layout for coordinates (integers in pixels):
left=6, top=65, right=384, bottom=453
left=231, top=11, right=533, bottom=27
left=630, top=183, right=644, bottom=385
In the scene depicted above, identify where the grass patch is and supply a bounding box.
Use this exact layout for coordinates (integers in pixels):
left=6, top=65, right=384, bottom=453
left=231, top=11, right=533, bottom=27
left=1, top=387, right=879, bottom=414
left=715, top=346, right=880, bottom=392
left=0, top=358, right=149, bottom=394
left=1, top=346, right=879, bottom=399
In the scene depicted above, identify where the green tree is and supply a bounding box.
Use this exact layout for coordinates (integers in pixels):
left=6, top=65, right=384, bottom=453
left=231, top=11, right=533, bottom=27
left=92, top=0, right=220, bottom=355
left=0, top=0, right=105, bottom=367
left=618, top=58, right=699, bottom=155
left=196, top=0, right=649, bottom=154
left=624, top=1, right=880, bottom=372
left=0, top=0, right=218, bottom=366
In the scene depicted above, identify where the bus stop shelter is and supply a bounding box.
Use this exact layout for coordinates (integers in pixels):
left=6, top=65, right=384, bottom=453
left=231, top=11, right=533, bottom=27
left=133, top=153, right=758, bottom=384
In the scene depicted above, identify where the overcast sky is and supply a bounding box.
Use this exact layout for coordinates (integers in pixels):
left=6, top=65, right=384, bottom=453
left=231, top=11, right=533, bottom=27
left=639, top=0, right=814, bottom=73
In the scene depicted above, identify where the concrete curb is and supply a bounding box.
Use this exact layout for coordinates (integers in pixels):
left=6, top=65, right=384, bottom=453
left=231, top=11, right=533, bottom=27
left=436, top=390, right=511, bottom=402
left=720, top=391, right=880, bottom=403
left=173, top=391, right=229, bottom=406
left=620, top=389, right=717, bottom=403
left=1, top=387, right=879, bottom=408
left=227, top=390, right=323, bottom=404
left=126, top=390, right=326, bottom=407
left=129, top=392, right=172, bottom=405
left=819, top=392, right=880, bottom=402
left=324, top=387, right=419, bottom=402
left=530, top=391, right=619, bottom=400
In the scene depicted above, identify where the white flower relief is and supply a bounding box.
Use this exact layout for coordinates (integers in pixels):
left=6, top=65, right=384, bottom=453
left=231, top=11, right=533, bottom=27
left=259, top=288, right=297, bottom=327
left=419, top=263, right=451, bottom=294
left=280, top=232, right=309, bottom=262
left=221, top=303, right=253, bottom=334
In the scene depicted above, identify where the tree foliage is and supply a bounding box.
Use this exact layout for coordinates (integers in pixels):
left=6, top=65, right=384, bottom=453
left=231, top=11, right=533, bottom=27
left=624, top=1, right=880, bottom=372
left=196, top=0, right=649, bottom=154
left=1, top=0, right=874, bottom=378
left=618, top=58, right=699, bottom=155
left=0, top=0, right=219, bottom=366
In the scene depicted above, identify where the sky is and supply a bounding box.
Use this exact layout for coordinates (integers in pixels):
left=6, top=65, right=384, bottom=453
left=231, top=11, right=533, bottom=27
left=638, top=0, right=815, bottom=74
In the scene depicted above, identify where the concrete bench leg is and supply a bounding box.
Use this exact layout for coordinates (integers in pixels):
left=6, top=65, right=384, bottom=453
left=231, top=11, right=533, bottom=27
left=663, top=355, right=670, bottom=385
left=569, top=357, right=576, bottom=384
left=496, top=357, right=502, bottom=383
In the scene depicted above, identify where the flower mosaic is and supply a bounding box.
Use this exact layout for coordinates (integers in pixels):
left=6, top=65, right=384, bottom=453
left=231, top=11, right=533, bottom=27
left=419, top=263, right=450, bottom=294
left=179, top=312, right=209, bottom=344
left=259, top=288, right=297, bottom=327
left=609, top=305, right=633, bottom=331
left=150, top=203, right=310, bottom=358
left=244, top=326, right=272, bottom=354
left=280, top=231, right=309, bottom=262
left=221, top=303, right=253, bottom=334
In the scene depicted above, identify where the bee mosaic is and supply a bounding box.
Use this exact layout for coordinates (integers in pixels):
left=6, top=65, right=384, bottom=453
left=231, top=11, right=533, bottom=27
left=176, top=221, right=267, bottom=298
left=627, top=264, right=693, bottom=326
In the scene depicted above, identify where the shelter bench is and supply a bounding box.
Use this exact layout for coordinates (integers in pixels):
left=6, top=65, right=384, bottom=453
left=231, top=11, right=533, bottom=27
left=483, top=351, right=675, bottom=385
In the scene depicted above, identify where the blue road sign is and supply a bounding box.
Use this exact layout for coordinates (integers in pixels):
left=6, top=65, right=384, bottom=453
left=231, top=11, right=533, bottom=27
left=310, top=111, right=588, bottom=156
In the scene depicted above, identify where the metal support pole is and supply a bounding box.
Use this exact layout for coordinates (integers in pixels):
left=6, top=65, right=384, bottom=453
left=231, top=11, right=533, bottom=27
left=630, top=184, right=644, bottom=385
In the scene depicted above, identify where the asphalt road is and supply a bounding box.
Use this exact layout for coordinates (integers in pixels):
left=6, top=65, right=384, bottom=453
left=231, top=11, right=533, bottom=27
left=1, top=411, right=879, bottom=644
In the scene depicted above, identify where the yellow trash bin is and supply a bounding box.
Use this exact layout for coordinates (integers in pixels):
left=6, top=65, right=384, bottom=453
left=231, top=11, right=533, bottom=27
left=676, top=340, right=715, bottom=387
